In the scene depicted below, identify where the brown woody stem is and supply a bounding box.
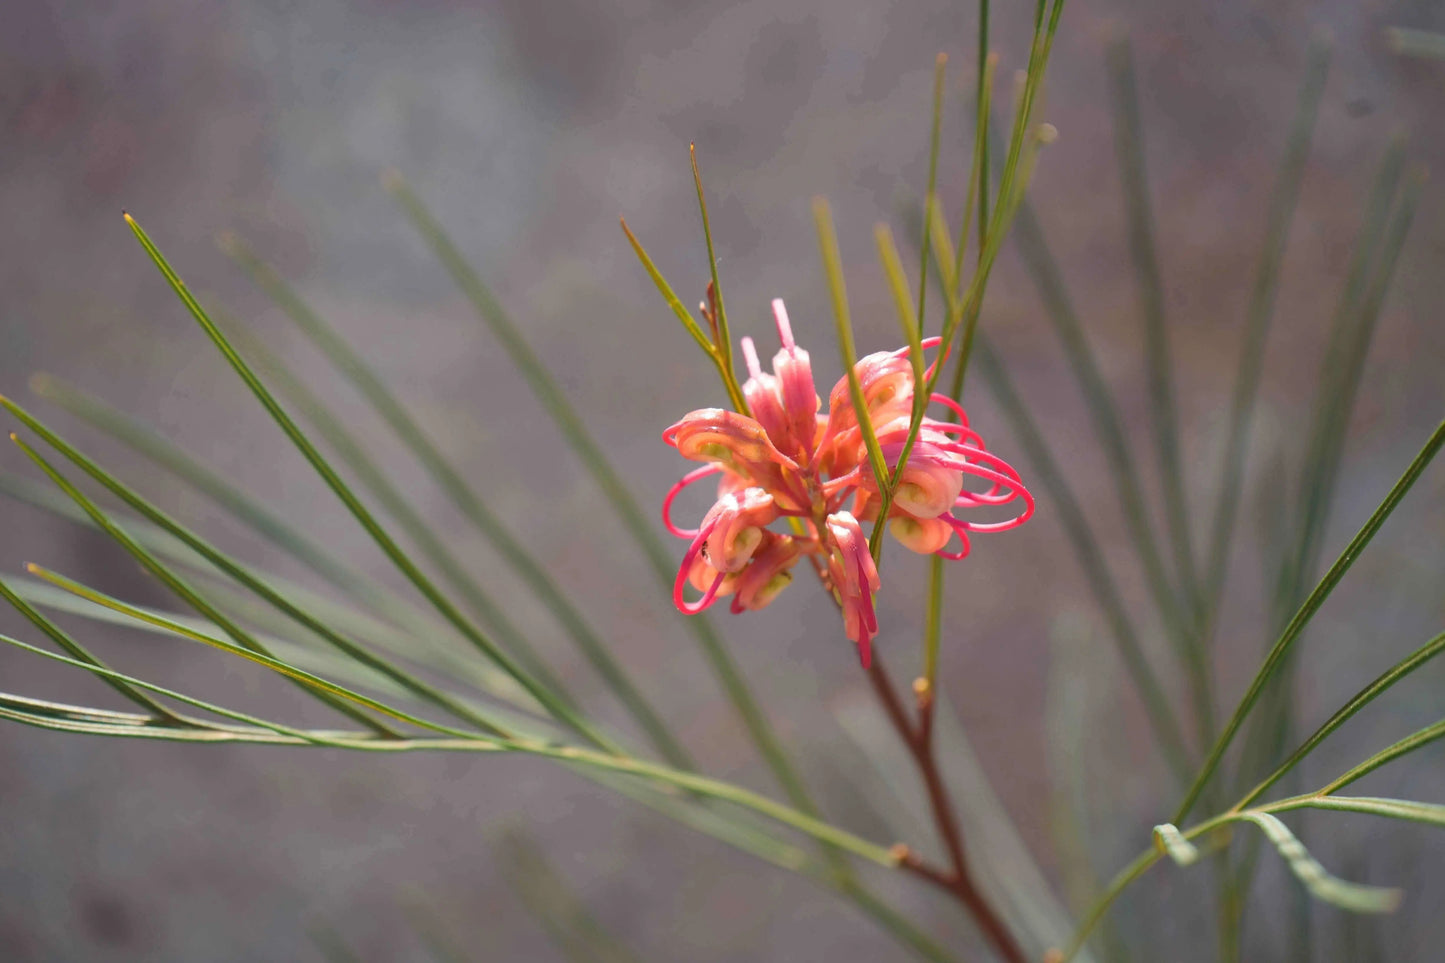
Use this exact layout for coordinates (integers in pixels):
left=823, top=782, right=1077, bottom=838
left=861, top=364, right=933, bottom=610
left=867, top=656, right=1028, bottom=963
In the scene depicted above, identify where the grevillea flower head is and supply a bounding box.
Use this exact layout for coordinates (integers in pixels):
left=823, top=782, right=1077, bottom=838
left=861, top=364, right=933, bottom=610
left=664, top=298, right=1033, bottom=665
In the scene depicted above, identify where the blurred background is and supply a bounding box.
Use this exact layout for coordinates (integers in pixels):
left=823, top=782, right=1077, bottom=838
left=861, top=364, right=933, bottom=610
left=1, top=0, right=1442, bottom=960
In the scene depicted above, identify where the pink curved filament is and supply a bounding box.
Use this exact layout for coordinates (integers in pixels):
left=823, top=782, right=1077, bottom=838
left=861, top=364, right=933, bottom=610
left=928, top=392, right=971, bottom=425
left=676, top=569, right=727, bottom=614
left=892, top=336, right=943, bottom=358
left=935, top=440, right=1025, bottom=503
left=953, top=472, right=1035, bottom=531
left=935, top=516, right=973, bottom=560
left=927, top=421, right=989, bottom=449
left=673, top=517, right=727, bottom=614
left=663, top=464, right=724, bottom=538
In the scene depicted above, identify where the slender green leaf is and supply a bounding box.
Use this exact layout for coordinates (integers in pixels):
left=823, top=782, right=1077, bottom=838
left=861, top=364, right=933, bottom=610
left=1105, top=33, right=1198, bottom=618
left=5, top=399, right=516, bottom=737
left=974, top=0, right=991, bottom=256
left=497, top=830, right=643, bottom=963
left=121, top=213, right=613, bottom=752
left=399, top=894, right=473, bottom=963
left=216, top=317, right=578, bottom=711
left=876, top=3, right=1064, bottom=567
left=972, top=338, right=1192, bottom=783
left=1318, top=717, right=1445, bottom=796
left=915, top=51, right=948, bottom=358
left=0, top=473, right=524, bottom=707
left=1237, top=810, right=1401, bottom=913
left=0, top=574, right=179, bottom=721
left=4, top=427, right=400, bottom=737
left=690, top=144, right=742, bottom=404
left=865, top=53, right=947, bottom=568
left=23, top=566, right=484, bottom=737
left=1174, top=418, right=1445, bottom=823
left=1007, top=192, right=1193, bottom=693
left=618, top=221, right=724, bottom=365
left=954, top=52, right=997, bottom=284
left=25, top=375, right=478, bottom=670
left=0, top=631, right=423, bottom=750
left=1287, top=160, right=1420, bottom=601
left=29, top=374, right=395, bottom=618
left=1200, top=38, right=1331, bottom=615
left=813, top=196, right=892, bottom=564
left=216, top=272, right=692, bottom=764
left=1228, top=152, right=1419, bottom=925
left=1299, top=796, right=1445, bottom=828
left=876, top=225, right=923, bottom=373
left=1152, top=823, right=1200, bottom=867
left=311, top=926, right=364, bottom=963
left=1240, top=630, right=1445, bottom=809
left=910, top=208, right=1190, bottom=782
left=1384, top=27, right=1445, bottom=59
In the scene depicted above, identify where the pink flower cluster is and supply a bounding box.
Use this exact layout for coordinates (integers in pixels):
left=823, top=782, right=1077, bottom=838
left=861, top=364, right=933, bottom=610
left=663, top=299, right=1032, bottom=666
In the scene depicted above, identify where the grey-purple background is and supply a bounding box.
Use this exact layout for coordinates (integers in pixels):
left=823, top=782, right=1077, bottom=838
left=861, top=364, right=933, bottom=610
left=1, top=1, right=1442, bottom=960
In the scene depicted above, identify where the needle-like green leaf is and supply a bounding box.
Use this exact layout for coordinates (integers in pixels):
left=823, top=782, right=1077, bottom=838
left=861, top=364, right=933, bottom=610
left=0, top=574, right=181, bottom=722
left=690, top=144, right=743, bottom=404
left=25, top=374, right=482, bottom=675
left=122, top=213, right=615, bottom=753
left=1106, top=34, right=1199, bottom=623
left=972, top=337, right=1192, bottom=783
left=5, top=427, right=401, bottom=737
left=214, top=318, right=580, bottom=713
left=910, top=206, right=1191, bottom=783
left=20, top=567, right=478, bottom=737
left=1239, top=630, right=1445, bottom=810
left=814, top=196, right=892, bottom=566
left=497, top=830, right=644, bottom=963
left=5, top=398, right=516, bottom=737
left=1006, top=193, right=1192, bottom=682
left=1384, top=27, right=1445, bottom=59
left=616, top=218, right=718, bottom=359
left=1317, top=717, right=1445, bottom=796
left=1237, top=811, right=1401, bottom=913
left=1298, top=796, right=1445, bottom=828
left=1152, top=823, right=1200, bottom=867
left=1199, top=37, right=1331, bottom=616
left=1233, top=155, right=1420, bottom=807
left=1175, top=418, right=1445, bottom=824
left=864, top=53, right=948, bottom=564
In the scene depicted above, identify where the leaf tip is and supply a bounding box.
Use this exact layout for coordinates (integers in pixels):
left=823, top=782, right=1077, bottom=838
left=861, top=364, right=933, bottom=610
left=1152, top=823, right=1200, bottom=866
